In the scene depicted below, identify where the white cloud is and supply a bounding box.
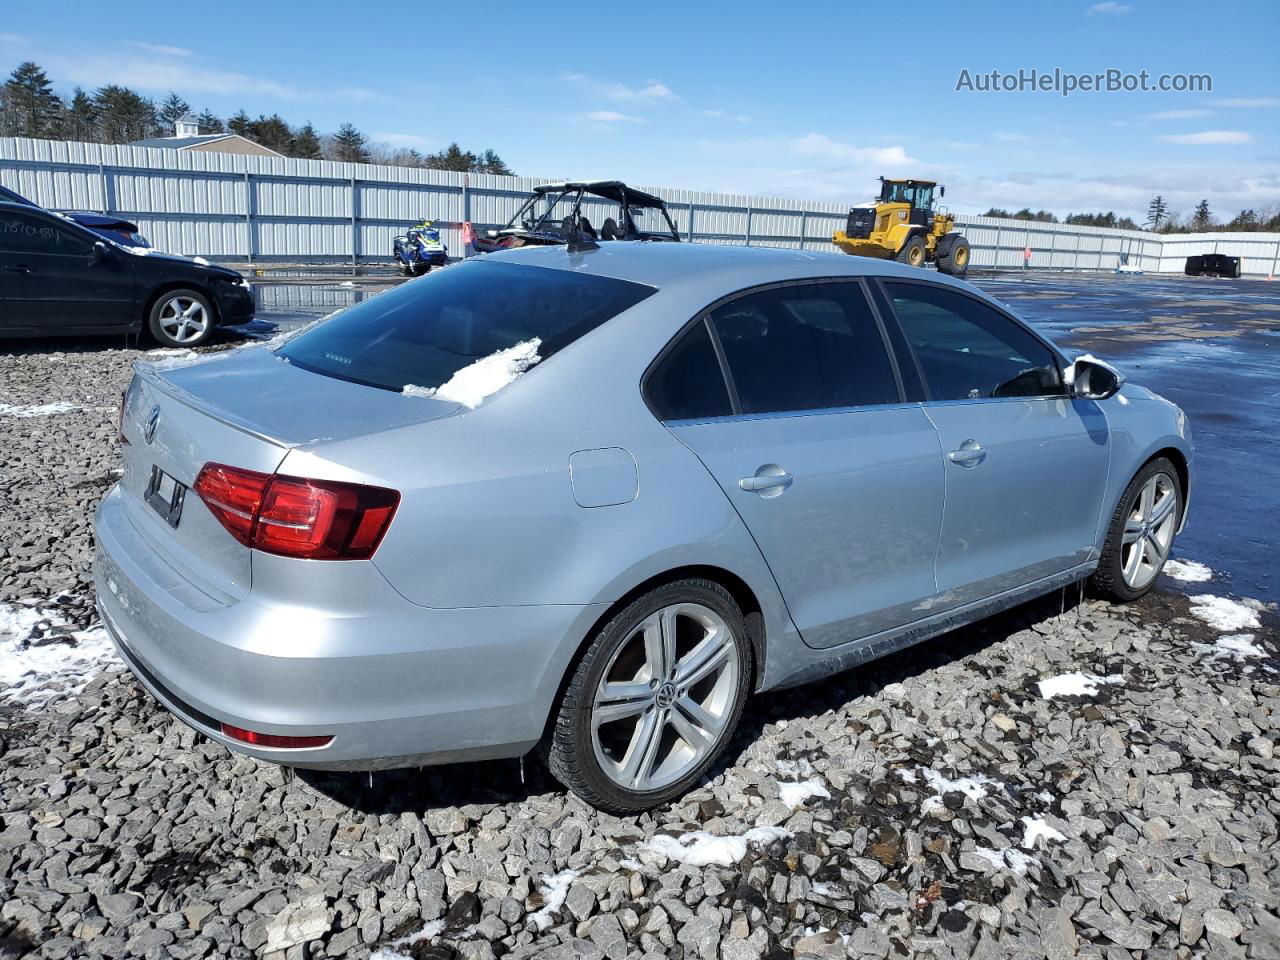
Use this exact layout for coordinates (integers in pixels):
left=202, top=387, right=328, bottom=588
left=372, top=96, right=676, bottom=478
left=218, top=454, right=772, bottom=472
left=130, top=41, right=194, bottom=57
left=1159, top=130, right=1254, bottom=145
left=0, top=32, right=29, bottom=44
left=995, top=131, right=1033, bottom=142
left=1213, top=97, right=1280, bottom=108
left=1087, top=1, right=1133, bottom=13
left=581, top=110, right=645, bottom=124
left=702, top=108, right=752, bottom=123
left=374, top=132, right=431, bottom=149
left=38, top=51, right=382, bottom=103
left=564, top=73, right=678, bottom=103
left=1148, top=109, right=1212, bottom=120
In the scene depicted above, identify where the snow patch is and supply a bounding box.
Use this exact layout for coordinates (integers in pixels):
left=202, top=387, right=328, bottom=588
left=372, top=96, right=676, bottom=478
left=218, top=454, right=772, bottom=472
left=902, top=768, right=1003, bottom=815
left=1189, top=594, right=1262, bottom=632
left=1019, top=816, right=1066, bottom=849
left=0, top=602, right=117, bottom=705
left=142, top=350, right=203, bottom=371
left=0, top=401, right=80, bottom=418
left=640, top=827, right=790, bottom=868
left=401, top=338, right=541, bottom=409
left=527, top=869, right=581, bottom=931
left=1036, top=672, right=1124, bottom=699
left=972, top=846, right=1040, bottom=875
left=370, top=919, right=445, bottom=960
left=778, top=778, right=830, bottom=809
left=1163, top=558, right=1213, bottom=583
left=1193, top=633, right=1266, bottom=662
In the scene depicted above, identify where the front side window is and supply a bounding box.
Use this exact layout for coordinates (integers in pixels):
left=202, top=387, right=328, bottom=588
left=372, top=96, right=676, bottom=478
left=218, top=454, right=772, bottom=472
left=708, top=282, right=900, bottom=415
left=0, top=211, right=93, bottom=255
left=278, top=260, right=655, bottom=393
left=883, top=281, right=1064, bottom=401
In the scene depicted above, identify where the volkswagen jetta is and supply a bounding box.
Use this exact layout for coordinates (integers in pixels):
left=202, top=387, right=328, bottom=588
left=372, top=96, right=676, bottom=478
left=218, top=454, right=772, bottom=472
left=95, top=242, right=1191, bottom=811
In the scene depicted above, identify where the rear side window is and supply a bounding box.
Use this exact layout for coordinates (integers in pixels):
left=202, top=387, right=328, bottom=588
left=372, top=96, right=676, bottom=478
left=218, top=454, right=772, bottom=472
left=278, top=261, right=655, bottom=392
left=646, top=320, right=732, bottom=421
left=708, top=282, right=900, bottom=415
left=883, top=282, right=1064, bottom=401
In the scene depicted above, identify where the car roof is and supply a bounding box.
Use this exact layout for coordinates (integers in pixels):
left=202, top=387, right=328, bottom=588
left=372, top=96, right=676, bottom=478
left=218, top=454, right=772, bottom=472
left=478, top=240, right=976, bottom=295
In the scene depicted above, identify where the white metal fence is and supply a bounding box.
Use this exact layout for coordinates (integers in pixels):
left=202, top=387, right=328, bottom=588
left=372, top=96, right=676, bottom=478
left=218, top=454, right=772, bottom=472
left=4, top=137, right=1279, bottom=276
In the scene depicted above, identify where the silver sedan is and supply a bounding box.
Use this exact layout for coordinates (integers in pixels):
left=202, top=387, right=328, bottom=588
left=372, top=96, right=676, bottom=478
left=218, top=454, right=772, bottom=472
left=96, top=242, right=1191, bottom=811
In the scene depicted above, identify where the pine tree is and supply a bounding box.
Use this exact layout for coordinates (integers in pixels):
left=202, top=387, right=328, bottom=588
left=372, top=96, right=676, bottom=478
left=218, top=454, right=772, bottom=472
left=64, top=87, right=98, bottom=141
left=292, top=122, right=321, bottom=159
left=94, top=85, right=156, bottom=143
left=227, top=110, right=252, bottom=137
left=424, top=142, right=477, bottom=171
left=1190, top=199, right=1213, bottom=232
left=158, top=92, right=191, bottom=127
left=3, top=62, right=63, bottom=138
left=331, top=123, right=369, bottom=162
left=194, top=109, right=224, bottom=133
left=477, top=149, right=513, bottom=176
left=1145, top=196, right=1169, bottom=230
left=249, top=114, right=292, bottom=153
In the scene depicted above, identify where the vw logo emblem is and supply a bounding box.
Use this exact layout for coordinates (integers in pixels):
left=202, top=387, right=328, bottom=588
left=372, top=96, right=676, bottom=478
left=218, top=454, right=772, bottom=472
left=144, top=405, right=161, bottom=444
left=655, top=681, right=678, bottom=709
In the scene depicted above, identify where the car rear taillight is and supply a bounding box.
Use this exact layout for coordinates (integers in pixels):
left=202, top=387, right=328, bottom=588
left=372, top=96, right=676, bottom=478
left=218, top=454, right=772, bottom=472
left=220, top=723, right=333, bottom=749
left=194, top=462, right=399, bottom=560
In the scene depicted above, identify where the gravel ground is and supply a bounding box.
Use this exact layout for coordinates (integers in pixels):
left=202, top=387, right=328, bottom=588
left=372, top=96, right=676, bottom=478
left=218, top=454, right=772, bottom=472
left=2, top=342, right=1279, bottom=960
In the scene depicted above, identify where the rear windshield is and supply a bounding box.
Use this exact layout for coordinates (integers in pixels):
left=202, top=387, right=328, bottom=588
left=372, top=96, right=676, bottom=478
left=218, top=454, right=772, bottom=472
left=278, top=260, right=655, bottom=392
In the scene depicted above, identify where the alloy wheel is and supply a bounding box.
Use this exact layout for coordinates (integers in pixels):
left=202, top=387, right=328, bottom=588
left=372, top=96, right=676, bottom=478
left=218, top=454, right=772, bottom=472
left=157, top=296, right=209, bottom=344
left=1120, top=472, right=1177, bottom=590
left=590, top=602, right=740, bottom=792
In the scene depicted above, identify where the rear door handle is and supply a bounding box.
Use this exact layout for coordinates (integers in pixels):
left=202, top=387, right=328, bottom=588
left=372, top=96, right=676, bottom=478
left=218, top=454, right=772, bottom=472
left=739, top=470, right=793, bottom=495
left=7, top=264, right=32, bottom=275
left=947, top=440, right=987, bottom=467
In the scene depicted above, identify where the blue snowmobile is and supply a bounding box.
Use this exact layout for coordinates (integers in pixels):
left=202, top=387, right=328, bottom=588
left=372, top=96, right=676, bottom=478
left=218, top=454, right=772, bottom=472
left=392, top=220, right=449, bottom=276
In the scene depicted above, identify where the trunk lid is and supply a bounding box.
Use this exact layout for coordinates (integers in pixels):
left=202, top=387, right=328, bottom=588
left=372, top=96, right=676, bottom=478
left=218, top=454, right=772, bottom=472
left=120, top=345, right=456, bottom=601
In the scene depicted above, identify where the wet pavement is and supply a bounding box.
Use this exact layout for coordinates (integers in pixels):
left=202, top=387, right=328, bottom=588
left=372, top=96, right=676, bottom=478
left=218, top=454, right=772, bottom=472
left=229, top=268, right=1278, bottom=604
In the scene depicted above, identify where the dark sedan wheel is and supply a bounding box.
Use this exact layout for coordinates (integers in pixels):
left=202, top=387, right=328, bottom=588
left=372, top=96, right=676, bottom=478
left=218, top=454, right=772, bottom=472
left=149, top=289, right=215, bottom=348
left=1090, top=457, right=1182, bottom=601
left=546, top=579, right=752, bottom=813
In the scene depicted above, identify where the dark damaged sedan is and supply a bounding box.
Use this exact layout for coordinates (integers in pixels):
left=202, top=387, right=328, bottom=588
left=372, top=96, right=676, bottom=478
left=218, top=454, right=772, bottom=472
left=0, top=198, right=254, bottom=347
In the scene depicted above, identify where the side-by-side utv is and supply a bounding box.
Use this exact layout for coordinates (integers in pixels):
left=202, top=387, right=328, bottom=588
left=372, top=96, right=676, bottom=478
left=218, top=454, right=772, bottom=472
left=472, top=180, right=681, bottom=253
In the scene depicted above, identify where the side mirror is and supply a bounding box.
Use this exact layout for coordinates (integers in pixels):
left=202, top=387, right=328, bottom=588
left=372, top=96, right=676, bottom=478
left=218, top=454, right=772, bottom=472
left=1070, top=355, right=1124, bottom=400
left=939, top=185, right=946, bottom=197
left=92, top=241, right=110, bottom=262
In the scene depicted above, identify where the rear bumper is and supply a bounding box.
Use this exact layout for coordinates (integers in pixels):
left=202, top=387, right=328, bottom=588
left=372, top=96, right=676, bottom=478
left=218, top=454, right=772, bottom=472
left=93, top=486, right=602, bottom=770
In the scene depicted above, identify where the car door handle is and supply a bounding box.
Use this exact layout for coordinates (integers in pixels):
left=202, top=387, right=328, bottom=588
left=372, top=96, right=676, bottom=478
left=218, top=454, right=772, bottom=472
left=947, top=440, right=987, bottom=467
left=739, top=472, right=793, bottom=493
left=6, top=264, right=32, bottom=275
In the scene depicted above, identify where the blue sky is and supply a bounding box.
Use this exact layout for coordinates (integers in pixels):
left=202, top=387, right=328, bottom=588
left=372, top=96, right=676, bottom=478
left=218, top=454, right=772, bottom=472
left=3, top=0, right=1277, bottom=221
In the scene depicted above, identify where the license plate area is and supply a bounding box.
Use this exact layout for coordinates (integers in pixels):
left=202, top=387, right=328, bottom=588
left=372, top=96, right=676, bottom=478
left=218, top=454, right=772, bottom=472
left=146, top=465, right=187, bottom=528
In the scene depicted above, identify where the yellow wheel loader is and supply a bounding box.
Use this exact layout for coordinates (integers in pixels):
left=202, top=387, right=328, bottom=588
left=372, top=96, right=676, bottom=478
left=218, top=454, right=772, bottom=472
left=832, top=178, right=970, bottom=276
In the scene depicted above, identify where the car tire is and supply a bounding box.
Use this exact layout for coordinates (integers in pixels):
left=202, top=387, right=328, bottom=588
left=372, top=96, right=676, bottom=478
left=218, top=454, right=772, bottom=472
left=148, top=289, right=215, bottom=348
left=545, top=579, right=753, bottom=813
left=897, top=234, right=927, bottom=268
left=1089, top=457, right=1182, bottom=602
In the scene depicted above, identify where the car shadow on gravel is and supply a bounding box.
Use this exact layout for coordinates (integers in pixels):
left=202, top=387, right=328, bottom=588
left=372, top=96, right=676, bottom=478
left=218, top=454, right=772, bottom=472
left=296, top=586, right=1091, bottom=817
